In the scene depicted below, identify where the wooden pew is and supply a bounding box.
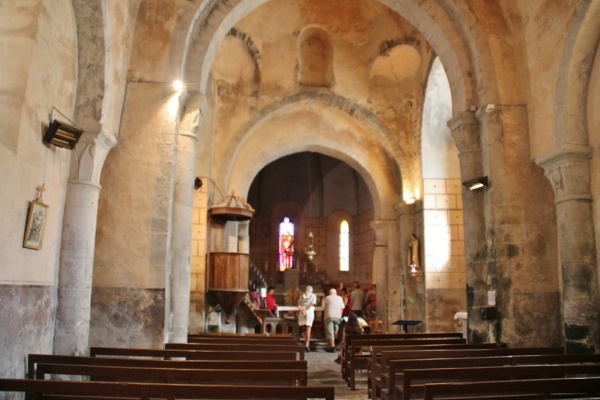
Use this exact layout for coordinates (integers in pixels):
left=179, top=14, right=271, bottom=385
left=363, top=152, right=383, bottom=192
left=341, top=333, right=463, bottom=380
left=27, top=354, right=307, bottom=380
left=89, top=346, right=297, bottom=361
left=396, top=363, right=600, bottom=400
left=367, top=343, right=498, bottom=399
left=422, top=377, right=600, bottom=400
left=34, top=363, right=308, bottom=386
left=165, top=341, right=305, bottom=360
left=343, top=338, right=467, bottom=390
left=0, top=379, right=336, bottom=400
left=369, top=346, right=564, bottom=396
left=384, top=353, right=600, bottom=400
left=187, top=336, right=296, bottom=344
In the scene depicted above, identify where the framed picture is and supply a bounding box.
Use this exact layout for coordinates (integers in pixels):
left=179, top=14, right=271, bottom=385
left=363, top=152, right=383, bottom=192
left=23, top=200, right=49, bottom=250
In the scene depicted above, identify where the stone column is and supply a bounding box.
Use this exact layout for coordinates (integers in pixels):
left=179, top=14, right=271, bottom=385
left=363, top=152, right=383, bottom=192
left=395, top=202, right=422, bottom=330
left=537, top=145, right=599, bottom=353
left=371, top=219, right=400, bottom=330
left=169, top=94, right=201, bottom=343
left=53, top=132, right=116, bottom=356
left=448, top=111, right=489, bottom=343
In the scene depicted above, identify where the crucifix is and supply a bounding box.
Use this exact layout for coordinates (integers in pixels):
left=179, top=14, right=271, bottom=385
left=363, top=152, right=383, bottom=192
left=36, top=183, right=46, bottom=201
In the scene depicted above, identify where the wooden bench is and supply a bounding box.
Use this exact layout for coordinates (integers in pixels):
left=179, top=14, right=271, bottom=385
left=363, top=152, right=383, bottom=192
left=367, top=343, right=498, bottom=399
left=341, top=332, right=463, bottom=381
left=187, top=336, right=296, bottom=344
left=343, top=337, right=467, bottom=390
left=89, top=346, right=297, bottom=361
left=165, top=342, right=305, bottom=360
left=27, top=354, right=307, bottom=380
left=34, top=363, right=308, bottom=386
left=384, top=353, right=600, bottom=400
left=396, top=363, right=600, bottom=400
left=370, top=346, right=564, bottom=397
left=422, top=376, right=600, bottom=400
left=0, top=378, right=336, bottom=400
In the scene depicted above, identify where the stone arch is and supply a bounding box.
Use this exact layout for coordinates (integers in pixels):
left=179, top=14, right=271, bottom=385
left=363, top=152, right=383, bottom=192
left=72, top=0, right=106, bottom=133
left=172, top=0, right=497, bottom=114
left=213, top=92, right=409, bottom=208
left=227, top=27, right=262, bottom=96
left=224, top=104, right=401, bottom=220
left=297, top=25, right=334, bottom=87
left=554, top=0, right=600, bottom=146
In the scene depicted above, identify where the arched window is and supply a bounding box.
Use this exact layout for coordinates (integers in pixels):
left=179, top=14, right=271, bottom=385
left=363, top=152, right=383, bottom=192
left=339, top=220, right=349, bottom=271
left=279, top=217, right=294, bottom=271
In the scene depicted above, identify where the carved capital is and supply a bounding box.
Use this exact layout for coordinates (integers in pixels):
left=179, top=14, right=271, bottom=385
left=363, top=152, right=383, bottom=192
left=447, top=111, right=480, bottom=155
left=179, top=92, right=203, bottom=135
left=69, top=130, right=117, bottom=184
left=395, top=202, right=416, bottom=217
left=536, top=144, right=592, bottom=203
left=370, top=220, right=393, bottom=246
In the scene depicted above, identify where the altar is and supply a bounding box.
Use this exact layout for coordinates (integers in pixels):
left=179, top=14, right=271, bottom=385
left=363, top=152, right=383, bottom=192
left=263, top=305, right=324, bottom=338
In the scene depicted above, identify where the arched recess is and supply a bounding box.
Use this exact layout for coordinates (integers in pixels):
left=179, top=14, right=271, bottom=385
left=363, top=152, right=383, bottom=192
left=214, top=92, right=411, bottom=207
left=224, top=104, right=401, bottom=221
left=297, top=25, right=334, bottom=87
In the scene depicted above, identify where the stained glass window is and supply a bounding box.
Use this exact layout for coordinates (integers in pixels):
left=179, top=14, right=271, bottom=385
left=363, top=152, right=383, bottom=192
left=339, top=220, right=349, bottom=271
left=279, top=217, right=294, bottom=271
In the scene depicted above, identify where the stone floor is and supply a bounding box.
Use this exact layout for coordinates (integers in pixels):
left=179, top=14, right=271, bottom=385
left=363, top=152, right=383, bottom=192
left=305, top=347, right=369, bottom=400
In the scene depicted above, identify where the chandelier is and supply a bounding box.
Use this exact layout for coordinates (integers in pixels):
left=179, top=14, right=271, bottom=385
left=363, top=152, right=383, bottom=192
left=304, top=153, right=317, bottom=261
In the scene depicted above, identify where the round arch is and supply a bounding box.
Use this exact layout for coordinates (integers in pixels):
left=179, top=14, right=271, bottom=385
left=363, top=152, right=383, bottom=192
left=224, top=105, right=401, bottom=220
left=169, top=0, right=498, bottom=114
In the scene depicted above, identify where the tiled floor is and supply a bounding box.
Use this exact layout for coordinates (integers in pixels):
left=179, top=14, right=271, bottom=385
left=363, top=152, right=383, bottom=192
left=305, top=348, right=368, bottom=400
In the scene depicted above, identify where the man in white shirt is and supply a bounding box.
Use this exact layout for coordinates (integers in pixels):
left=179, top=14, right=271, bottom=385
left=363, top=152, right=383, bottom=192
left=323, top=288, right=345, bottom=352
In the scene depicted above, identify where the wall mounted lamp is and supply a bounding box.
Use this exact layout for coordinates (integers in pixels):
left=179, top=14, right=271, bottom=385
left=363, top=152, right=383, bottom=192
left=462, top=176, right=488, bottom=191
left=43, top=119, right=83, bottom=150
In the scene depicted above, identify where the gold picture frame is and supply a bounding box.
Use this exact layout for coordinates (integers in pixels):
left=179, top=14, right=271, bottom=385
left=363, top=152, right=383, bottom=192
left=23, top=200, right=49, bottom=250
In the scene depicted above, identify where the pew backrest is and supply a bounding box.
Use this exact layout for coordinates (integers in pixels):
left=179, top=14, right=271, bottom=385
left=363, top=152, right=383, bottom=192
left=422, top=377, right=600, bottom=400
left=165, top=342, right=305, bottom=360
left=0, top=379, right=336, bottom=400
left=89, top=347, right=297, bottom=361
left=34, top=364, right=308, bottom=386
left=399, top=363, right=600, bottom=400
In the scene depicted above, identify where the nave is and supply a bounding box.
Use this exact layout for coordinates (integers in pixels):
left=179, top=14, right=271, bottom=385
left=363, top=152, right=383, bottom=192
left=306, top=349, right=368, bottom=400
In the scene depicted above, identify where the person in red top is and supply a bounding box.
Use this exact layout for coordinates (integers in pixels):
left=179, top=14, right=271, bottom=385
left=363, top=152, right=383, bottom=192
left=266, top=286, right=277, bottom=315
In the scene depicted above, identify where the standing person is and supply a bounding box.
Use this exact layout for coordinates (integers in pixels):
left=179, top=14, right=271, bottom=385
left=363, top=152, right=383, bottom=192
left=297, top=285, right=317, bottom=352
left=323, top=288, right=345, bottom=352
left=338, top=287, right=351, bottom=344
left=266, top=286, right=278, bottom=315
left=350, top=281, right=364, bottom=318
left=363, top=284, right=377, bottom=319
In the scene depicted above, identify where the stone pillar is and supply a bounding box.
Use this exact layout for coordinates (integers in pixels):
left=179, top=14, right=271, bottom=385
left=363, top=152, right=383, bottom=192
left=395, top=202, right=423, bottom=329
left=537, top=145, right=599, bottom=353
left=169, top=94, right=201, bottom=343
left=371, top=219, right=400, bottom=330
left=448, top=111, right=489, bottom=343
left=53, top=132, right=116, bottom=356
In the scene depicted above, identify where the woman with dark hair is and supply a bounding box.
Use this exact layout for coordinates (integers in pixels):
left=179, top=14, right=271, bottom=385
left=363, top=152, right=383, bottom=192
left=334, top=312, right=364, bottom=365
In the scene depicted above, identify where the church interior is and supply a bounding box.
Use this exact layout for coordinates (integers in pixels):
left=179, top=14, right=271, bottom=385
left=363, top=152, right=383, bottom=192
left=1, top=0, right=600, bottom=384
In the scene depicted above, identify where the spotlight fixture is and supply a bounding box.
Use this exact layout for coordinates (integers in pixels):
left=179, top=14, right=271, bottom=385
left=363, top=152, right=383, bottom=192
left=194, top=177, right=203, bottom=190
left=173, top=80, right=184, bottom=91
left=43, top=120, right=83, bottom=150
left=462, top=176, right=488, bottom=191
